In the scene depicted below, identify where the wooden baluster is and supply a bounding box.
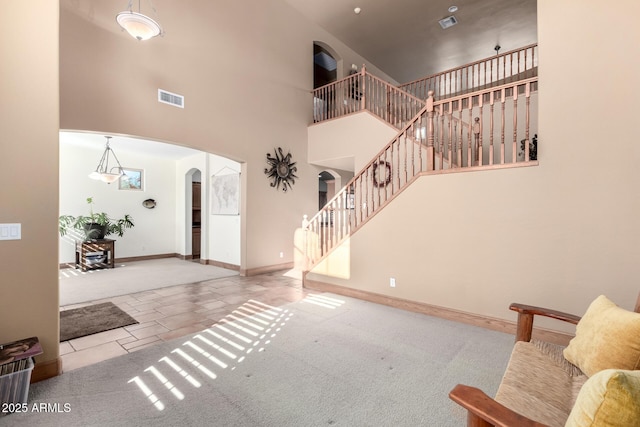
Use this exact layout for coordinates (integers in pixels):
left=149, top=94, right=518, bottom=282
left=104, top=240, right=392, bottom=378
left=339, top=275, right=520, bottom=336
left=406, top=129, right=410, bottom=182
left=489, top=91, right=494, bottom=166
left=418, top=114, right=424, bottom=171
left=512, top=85, right=518, bottom=163
left=525, top=82, right=531, bottom=161
left=471, top=64, right=475, bottom=92
left=467, top=97, right=473, bottom=167
left=500, top=88, right=506, bottom=164
left=386, top=86, right=391, bottom=124
left=360, top=65, right=366, bottom=111
left=447, top=104, right=453, bottom=167
left=333, top=199, right=337, bottom=248
left=457, top=101, right=463, bottom=168
left=518, top=49, right=522, bottom=75
left=321, top=210, right=326, bottom=255
left=427, top=91, right=435, bottom=171
left=473, top=117, right=481, bottom=166
left=438, top=109, right=444, bottom=170
left=478, top=95, right=484, bottom=166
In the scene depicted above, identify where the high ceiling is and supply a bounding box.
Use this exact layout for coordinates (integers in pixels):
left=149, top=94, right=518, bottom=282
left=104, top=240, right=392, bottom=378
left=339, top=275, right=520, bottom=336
left=285, top=0, right=537, bottom=83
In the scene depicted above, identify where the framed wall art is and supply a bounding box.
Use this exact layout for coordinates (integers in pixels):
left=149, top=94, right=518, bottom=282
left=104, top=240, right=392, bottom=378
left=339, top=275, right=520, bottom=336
left=119, top=168, right=144, bottom=191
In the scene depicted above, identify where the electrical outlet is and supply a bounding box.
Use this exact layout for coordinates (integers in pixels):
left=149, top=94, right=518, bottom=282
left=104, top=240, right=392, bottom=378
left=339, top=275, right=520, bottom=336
left=390, top=277, right=396, bottom=288
left=279, top=252, right=284, bottom=258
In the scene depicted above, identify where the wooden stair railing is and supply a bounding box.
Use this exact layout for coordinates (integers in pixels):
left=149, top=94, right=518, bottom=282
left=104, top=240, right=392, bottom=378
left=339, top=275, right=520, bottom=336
left=399, top=44, right=538, bottom=101
left=304, top=77, right=538, bottom=271
left=312, top=65, right=425, bottom=129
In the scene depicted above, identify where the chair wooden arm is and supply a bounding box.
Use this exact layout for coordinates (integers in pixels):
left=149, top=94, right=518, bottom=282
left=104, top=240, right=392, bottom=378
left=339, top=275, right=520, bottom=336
left=449, top=384, right=549, bottom=427
left=509, top=303, right=581, bottom=342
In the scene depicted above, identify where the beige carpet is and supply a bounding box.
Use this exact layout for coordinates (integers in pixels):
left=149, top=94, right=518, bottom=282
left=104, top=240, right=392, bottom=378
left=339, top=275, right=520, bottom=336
left=18, top=293, right=515, bottom=426
left=59, top=258, right=239, bottom=306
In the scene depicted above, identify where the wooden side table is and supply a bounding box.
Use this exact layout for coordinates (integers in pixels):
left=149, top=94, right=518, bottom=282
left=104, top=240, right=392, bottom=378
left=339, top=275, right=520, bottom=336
left=75, top=239, right=115, bottom=271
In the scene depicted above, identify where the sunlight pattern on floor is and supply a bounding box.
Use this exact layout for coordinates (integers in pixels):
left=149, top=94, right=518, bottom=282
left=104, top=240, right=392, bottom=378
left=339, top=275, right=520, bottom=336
left=128, top=299, right=294, bottom=411
left=301, top=294, right=345, bottom=309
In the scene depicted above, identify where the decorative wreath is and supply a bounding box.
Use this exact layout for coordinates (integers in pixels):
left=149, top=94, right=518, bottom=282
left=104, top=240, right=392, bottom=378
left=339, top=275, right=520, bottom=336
left=264, top=147, right=298, bottom=192
left=372, top=161, right=392, bottom=187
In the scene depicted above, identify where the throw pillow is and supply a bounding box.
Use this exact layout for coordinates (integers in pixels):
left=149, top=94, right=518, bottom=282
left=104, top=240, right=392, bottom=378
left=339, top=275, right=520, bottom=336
left=563, top=295, right=640, bottom=377
left=565, top=369, right=640, bottom=427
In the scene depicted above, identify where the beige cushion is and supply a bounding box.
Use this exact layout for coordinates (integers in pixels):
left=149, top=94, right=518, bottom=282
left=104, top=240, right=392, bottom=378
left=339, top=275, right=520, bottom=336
left=495, top=341, right=587, bottom=427
left=563, top=295, right=640, bottom=377
left=565, top=369, right=640, bottom=427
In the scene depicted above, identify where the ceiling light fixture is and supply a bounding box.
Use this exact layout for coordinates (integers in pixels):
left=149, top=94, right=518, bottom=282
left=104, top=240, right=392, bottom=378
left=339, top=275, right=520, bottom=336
left=116, top=0, right=163, bottom=41
left=448, top=5, right=458, bottom=13
left=89, top=136, right=126, bottom=184
left=354, top=7, right=362, bottom=15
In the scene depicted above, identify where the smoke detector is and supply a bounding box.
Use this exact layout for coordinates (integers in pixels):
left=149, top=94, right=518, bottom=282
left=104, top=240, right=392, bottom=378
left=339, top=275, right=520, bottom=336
left=438, top=16, right=458, bottom=29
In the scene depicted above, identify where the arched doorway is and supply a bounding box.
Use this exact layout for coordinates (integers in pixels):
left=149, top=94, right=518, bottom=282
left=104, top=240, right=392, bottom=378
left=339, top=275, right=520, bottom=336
left=313, top=42, right=341, bottom=89
left=318, top=169, right=342, bottom=210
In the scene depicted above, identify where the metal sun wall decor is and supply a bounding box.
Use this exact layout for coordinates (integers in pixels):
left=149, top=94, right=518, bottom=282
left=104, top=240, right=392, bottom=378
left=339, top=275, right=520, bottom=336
left=264, top=147, right=298, bottom=192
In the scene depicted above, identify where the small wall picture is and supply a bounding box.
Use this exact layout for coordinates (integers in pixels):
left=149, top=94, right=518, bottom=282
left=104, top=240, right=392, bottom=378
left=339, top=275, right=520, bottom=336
left=119, top=168, right=144, bottom=191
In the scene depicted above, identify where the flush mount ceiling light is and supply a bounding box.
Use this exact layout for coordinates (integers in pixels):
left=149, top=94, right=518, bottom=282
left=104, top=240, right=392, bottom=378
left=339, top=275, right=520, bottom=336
left=116, top=0, right=163, bottom=41
left=448, top=5, right=458, bottom=13
left=354, top=7, right=362, bottom=14
left=89, top=136, right=127, bottom=184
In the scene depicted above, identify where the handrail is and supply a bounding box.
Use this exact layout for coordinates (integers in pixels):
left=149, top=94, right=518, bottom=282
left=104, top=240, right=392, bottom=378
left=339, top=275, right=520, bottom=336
left=312, top=65, right=426, bottom=129
left=304, top=77, right=538, bottom=269
left=399, top=44, right=538, bottom=100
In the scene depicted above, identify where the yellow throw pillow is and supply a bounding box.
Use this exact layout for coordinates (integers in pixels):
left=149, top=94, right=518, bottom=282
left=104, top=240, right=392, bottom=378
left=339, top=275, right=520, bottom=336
left=565, top=369, right=640, bottom=427
left=563, top=295, right=640, bottom=377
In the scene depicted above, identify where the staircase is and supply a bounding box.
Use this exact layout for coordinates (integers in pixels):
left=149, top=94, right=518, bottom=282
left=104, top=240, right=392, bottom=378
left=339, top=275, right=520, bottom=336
left=304, top=45, right=538, bottom=272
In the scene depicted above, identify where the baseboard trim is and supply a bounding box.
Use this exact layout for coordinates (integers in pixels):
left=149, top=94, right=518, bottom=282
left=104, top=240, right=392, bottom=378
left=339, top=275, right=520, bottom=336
left=241, top=262, right=294, bottom=277
left=205, top=259, right=240, bottom=271
left=303, top=277, right=573, bottom=346
left=31, top=357, right=62, bottom=383
left=114, top=253, right=179, bottom=263
left=59, top=253, right=180, bottom=269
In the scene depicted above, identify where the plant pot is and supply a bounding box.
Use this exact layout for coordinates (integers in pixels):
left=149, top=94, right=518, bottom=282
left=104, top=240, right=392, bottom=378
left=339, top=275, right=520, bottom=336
left=83, top=223, right=106, bottom=240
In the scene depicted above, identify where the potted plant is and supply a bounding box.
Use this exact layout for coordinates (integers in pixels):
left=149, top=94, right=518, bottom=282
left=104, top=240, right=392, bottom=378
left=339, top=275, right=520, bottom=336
left=59, top=197, right=135, bottom=241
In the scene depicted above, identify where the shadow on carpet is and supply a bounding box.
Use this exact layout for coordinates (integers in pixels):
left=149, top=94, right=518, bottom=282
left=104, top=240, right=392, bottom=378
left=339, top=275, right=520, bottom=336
left=60, top=302, right=138, bottom=342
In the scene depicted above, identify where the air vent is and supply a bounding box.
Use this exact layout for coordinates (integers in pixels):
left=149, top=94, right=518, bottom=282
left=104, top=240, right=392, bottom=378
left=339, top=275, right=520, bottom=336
left=158, top=89, right=184, bottom=108
left=438, top=15, right=458, bottom=29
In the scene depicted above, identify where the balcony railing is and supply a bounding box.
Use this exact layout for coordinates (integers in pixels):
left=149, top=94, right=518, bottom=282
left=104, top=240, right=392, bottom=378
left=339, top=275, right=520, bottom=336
left=399, top=44, right=538, bottom=100
left=312, top=67, right=425, bottom=129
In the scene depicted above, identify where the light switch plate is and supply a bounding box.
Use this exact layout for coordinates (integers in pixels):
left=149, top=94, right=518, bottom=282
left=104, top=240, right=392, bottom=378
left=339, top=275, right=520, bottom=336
left=0, top=223, right=21, bottom=240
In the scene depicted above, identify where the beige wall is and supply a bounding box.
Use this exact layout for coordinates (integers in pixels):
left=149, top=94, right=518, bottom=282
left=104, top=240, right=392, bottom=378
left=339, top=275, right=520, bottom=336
left=0, top=2, right=60, bottom=366
left=309, top=0, right=640, bottom=330
left=308, top=112, right=399, bottom=172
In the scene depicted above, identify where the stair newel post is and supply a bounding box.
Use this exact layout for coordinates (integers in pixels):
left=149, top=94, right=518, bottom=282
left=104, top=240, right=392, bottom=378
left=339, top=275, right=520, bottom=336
left=426, top=90, right=435, bottom=171
left=360, top=64, right=366, bottom=111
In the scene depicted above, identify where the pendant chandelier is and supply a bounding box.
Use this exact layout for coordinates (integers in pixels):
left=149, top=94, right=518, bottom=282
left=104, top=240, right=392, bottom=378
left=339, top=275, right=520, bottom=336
left=116, top=0, right=163, bottom=41
left=89, top=136, right=126, bottom=184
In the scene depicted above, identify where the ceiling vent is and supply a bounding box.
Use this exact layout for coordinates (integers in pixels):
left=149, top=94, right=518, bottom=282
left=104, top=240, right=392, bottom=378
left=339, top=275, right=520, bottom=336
left=158, top=89, right=184, bottom=108
left=438, top=16, right=458, bottom=29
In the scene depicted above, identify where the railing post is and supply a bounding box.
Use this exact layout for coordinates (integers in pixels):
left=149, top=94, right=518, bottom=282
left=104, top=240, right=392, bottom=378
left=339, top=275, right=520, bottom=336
left=473, top=117, right=481, bottom=166
left=360, top=64, right=366, bottom=111
left=427, top=90, right=435, bottom=171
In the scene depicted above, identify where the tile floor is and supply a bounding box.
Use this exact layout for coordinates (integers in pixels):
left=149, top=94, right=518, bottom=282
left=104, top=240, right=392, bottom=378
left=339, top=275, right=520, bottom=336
left=59, top=270, right=310, bottom=371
